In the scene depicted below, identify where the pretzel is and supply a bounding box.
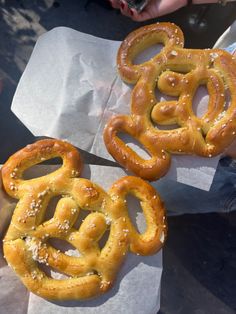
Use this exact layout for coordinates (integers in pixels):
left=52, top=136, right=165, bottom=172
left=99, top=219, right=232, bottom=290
left=103, top=22, right=236, bottom=181
left=1, top=139, right=166, bottom=300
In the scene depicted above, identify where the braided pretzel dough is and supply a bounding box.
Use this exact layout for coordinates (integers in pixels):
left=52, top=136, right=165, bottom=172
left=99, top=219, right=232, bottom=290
left=103, top=22, right=236, bottom=181
left=1, top=139, right=166, bottom=300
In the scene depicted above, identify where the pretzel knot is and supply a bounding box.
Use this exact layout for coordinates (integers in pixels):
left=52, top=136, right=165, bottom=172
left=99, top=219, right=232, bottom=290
left=1, top=139, right=166, bottom=300
left=103, top=22, right=236, bottom=181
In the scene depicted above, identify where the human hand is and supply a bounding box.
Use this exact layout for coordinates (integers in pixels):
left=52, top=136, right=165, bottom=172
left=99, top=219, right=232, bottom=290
left=109, top=0, right=187, bottom=21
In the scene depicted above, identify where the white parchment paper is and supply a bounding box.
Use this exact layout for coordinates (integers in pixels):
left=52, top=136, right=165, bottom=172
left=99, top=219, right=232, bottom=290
left=0, top=164, right=162, bottom=314
left=11, top=27, right=221, bottom=191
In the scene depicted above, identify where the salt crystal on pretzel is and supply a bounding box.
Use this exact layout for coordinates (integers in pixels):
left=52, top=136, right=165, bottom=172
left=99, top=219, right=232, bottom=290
left=1, top=139, right=166, bottom=300
left=103, top=22, right=236, bottom=181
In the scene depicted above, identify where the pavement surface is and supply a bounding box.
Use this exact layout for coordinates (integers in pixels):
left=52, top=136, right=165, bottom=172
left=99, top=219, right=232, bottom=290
left=0, top=1, right=236, bottom=313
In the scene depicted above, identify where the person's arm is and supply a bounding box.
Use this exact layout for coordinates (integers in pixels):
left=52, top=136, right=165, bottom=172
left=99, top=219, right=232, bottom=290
left=109, top=0, right=236, bottom=22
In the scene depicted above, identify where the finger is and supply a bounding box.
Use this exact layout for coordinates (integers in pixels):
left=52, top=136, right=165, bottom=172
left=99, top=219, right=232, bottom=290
left=130, top=8, right=152, bottom=22
left=109, top=0, right=121, bottom=9
left=120, top=1, right=133, bottom=17
left=129, top=0, right=158, bottom=22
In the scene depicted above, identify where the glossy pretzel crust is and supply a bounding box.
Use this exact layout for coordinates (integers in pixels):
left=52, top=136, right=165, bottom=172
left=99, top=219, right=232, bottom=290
left=103, top=22, right=236, bottom=181
left=2, top=139, right=166, bottom=300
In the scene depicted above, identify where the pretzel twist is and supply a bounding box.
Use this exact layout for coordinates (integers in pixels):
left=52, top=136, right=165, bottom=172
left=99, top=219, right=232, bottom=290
left=1, top=139, right=166, bottom=300
left=103, top=22, right=236, bottom=181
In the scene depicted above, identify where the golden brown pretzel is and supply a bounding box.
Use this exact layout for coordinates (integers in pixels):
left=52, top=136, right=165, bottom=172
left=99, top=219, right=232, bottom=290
left=103, top=22, right=236, bottom=181
left=1, top=139, right=166, bottom=300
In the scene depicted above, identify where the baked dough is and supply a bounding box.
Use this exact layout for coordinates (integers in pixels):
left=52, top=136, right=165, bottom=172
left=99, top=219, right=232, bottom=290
left=1, top=139, right=166, bottom=300
left=104, top=22, right=236, bottom=181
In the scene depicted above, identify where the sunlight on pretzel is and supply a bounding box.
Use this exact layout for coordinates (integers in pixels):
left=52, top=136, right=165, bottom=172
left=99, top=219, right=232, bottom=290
left=103, top=22, right=236, bottom=181
left=1, top=139, right=166, bottom=300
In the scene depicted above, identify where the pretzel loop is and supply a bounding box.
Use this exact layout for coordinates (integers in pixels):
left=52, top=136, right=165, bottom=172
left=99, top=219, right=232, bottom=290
left=2, top=139, right=167, bottom=300
left=104, top=115, right=171, bottom=181
left=109, top=176, right=166, bottom=255
left=1, top=139, right=82, bottom=198
left=117, top=22, right=184, bottom=84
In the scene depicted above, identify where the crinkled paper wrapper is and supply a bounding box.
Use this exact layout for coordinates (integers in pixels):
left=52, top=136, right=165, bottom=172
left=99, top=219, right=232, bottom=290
left=0, top=164, right=162, bottom=314
left=11, top=26, right=222, bottom=191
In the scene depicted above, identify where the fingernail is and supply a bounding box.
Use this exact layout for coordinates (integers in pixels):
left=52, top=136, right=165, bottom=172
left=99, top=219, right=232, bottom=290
left=130, top=8, right=134, bottom=16
left=120, top=1, right=125, bottom=9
